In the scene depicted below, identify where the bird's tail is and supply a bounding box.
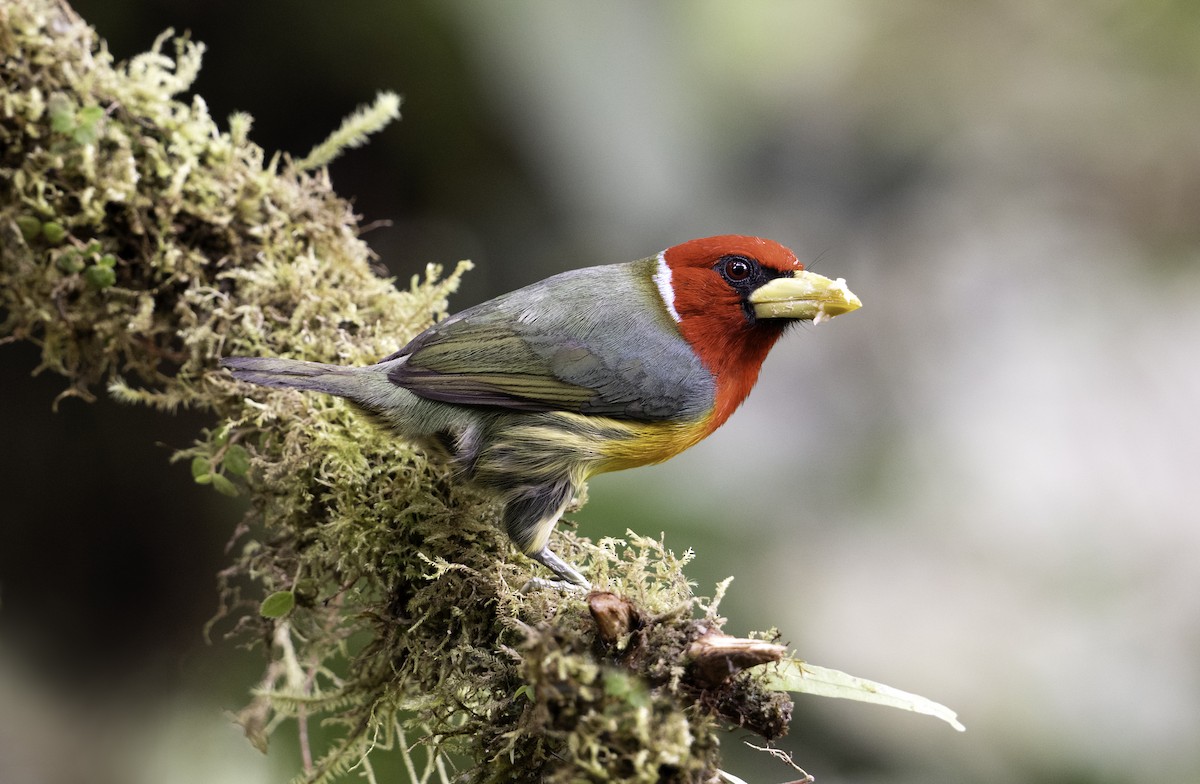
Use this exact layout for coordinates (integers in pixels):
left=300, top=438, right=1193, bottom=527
left=220, top=356, right=370, bottom=399
left=221, top=355, right=420, bottom=431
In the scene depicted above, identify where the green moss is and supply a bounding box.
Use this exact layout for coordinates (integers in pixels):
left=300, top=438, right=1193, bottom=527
left=0, top=2, right=795, bottom=781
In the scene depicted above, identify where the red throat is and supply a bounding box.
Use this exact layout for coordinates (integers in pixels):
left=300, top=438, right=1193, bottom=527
left=683, top=316, right=788, bottom=433
left=661, top=235, right=802, bottom=433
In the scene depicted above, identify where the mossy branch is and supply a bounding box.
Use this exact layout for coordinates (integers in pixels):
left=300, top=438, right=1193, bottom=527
left=4, top=3, right=962, bottom=782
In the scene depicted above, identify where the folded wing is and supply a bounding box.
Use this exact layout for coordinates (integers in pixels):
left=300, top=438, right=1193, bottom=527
left=386, top=261, right=715, bottom=422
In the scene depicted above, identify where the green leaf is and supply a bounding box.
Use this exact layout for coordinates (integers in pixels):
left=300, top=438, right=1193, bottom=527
left=77, top=105, right=105, bottom=124
left=48, top=95, right=75, bottom=133
left=73, top=105, right=105, bottom=144
left=763, top=659, right=965, bottom=732
left=603, top=672, right=649, bottom=708
left=223, top=444, right=250, bottom=476
left=84, top=264, right=116, bottom=289
left=16, top=215, right=41, bottom=242
left=191, top=456, right=212, bottom=480
left=56, top=250, right=85, bottom=273
left=96, top=254, right=117, bottom=268
left=40, top=221, right=66, bottom=244
left=260, top=591, right=295, bottom=618
left=210, top=473, right=239, bottom=497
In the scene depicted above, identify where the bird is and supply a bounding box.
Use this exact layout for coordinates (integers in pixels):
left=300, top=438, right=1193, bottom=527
left=220, top=235, right=861, bottom=589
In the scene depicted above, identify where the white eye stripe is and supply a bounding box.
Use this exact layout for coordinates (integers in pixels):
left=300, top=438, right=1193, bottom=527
left=653, top=252, right=682, bottom=323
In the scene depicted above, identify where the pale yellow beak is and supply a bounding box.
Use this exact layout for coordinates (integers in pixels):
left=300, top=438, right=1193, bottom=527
left=748, top=270, right=862, bottom=324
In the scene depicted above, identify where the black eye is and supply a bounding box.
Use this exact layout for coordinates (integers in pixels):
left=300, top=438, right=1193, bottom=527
left=723, top=256, right=753, bottom=282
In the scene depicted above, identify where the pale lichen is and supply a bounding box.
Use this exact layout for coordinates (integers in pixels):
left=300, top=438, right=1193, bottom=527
left=0, top=1, right=794, bottom=781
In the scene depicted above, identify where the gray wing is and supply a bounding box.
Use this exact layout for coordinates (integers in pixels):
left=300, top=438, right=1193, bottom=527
left=385, top=259, right=716, bottom=421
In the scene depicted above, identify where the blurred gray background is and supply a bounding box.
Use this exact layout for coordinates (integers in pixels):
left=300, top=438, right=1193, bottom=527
left=2, top=1, right=1198, bottom=782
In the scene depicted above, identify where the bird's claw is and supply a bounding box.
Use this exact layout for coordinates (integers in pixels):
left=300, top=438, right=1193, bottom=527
left=519, top=576, right=590, bottom=594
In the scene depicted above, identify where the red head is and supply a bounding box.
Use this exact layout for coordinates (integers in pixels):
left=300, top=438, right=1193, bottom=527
left=656, top=235, right=806, bottom=432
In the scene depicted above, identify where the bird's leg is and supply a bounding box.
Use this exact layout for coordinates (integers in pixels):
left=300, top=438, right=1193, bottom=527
left=525, top=546, right=591, bottom=591
left=503, top=480, right=591, bottom=591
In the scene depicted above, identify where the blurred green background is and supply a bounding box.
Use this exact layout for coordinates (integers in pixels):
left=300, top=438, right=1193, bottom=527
left=3, top=1, right=1199, bottom=782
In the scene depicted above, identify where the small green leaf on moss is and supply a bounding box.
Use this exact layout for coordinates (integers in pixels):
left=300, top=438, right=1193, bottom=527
left=603, top=672, right=648, bottom=707
left=48, top=95, right=75, bottom=133
left=84, top=263, right=116, bottom=289
left=16, top=215, right=41, bottom=242
left=191, top=456, right=211, bottom=480
left=260, top=591, right=295, bottom=618
left=41, top=221, right=66, bottom=244
left=96, top=253, right=117, bottom=268
left=514, top=684, right=535, bottom=702
left=210, top=473, right=239, bottom=496
left=56, top=250, right=85, bottom=273
left=73, top=105, right=105, bottom=144
left=223, top=444, right=251, bottom=476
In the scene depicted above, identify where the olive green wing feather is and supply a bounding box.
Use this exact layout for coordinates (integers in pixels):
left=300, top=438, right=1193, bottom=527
left=389, top=321, right=598, bottom=412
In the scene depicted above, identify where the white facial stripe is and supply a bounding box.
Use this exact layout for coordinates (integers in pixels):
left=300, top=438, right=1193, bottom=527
left=653, top=251, right=681, bottom=323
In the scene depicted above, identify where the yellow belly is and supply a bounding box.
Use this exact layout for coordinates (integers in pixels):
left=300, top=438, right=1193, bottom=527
left=590, top=416, right=712, bottom=474
left=511, top=410, right=712, bottom=476
left=469, top=410, right=714, bottom=493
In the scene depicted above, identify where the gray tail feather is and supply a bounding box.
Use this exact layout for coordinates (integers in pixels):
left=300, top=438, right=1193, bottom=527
left=219, top=356, right=365, bottom=399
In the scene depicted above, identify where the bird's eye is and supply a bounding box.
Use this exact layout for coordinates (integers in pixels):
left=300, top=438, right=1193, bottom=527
left=722, top=256, right=754, bottom=282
